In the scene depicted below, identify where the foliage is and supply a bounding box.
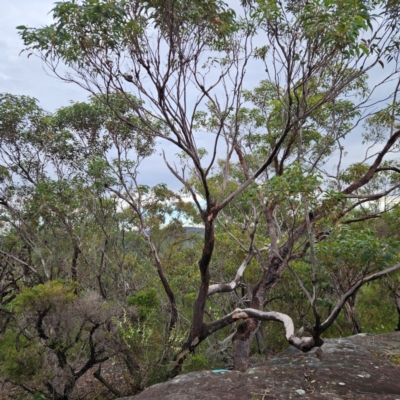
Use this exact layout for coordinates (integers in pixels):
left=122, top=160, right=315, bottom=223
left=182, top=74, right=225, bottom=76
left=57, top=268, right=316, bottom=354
left=127, top=288, right=160, bottom=319
left=357, top=282, right=398, bottom=333
left=316, top=226, right=399, bottom=280
left=0, top=0, right=399, bottom=397
left=13, top=280, right=77, bottom=312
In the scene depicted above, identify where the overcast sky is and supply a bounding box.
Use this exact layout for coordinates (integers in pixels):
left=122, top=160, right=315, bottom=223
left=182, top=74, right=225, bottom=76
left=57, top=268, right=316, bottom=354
left=0, top=0, right=186, bottom=187
left=1, top=0, right=89, bottom=110
left=1, top=1, right=397, bottom=191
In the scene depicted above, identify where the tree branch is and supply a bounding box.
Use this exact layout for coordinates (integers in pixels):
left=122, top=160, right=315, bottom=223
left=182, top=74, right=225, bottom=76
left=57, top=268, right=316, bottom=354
left=342, top=130, right=400, bottom=195
left=320, top=262, right=400, bottom=332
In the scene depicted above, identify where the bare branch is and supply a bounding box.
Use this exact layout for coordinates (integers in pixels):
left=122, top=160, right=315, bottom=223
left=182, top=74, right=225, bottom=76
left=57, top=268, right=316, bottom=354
left=0, top=250, right=39, bottom=277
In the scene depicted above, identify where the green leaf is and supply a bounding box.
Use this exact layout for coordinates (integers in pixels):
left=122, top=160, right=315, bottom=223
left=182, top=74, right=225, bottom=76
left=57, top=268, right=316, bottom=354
left=359, top=43, right=369, bottom=55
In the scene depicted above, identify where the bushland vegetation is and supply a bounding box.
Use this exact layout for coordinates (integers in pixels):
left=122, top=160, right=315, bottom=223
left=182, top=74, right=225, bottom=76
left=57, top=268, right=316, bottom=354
left=1, top=0, right=400, bottom=398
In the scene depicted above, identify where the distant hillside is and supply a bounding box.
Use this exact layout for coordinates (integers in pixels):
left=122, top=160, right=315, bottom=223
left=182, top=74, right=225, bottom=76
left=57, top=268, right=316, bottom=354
left=184, top=227, right=204, bottom=235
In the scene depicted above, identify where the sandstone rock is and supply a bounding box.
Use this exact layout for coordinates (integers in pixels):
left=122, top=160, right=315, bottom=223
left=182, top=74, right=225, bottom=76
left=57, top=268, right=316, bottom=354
left=120, top=332, right=400, bottom=400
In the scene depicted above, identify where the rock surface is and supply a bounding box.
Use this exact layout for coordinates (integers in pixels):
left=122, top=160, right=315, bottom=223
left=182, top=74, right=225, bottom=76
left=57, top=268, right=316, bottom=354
left=121, top=332, right=400, bottom=400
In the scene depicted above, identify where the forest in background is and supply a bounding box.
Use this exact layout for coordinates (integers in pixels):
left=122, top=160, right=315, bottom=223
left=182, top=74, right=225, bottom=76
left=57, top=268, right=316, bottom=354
left=1, top=0, right=400, bottom=398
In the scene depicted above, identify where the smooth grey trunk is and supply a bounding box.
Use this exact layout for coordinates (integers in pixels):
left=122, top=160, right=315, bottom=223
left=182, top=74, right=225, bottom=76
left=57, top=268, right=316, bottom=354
left=232, top=318, right=259, bottom=372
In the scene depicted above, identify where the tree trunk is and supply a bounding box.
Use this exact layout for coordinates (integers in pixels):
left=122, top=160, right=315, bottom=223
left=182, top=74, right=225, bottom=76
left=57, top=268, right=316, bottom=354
left=71, top=242, right=80, bottom=282
left=232, top=258, right=283, bottom=370
left=255, top=324, right=267, bottom=355
left=190, top=219, right=214, bottom=341
left=344, top=295, right=361, bottom=334
left=395, top=291, right=400, bottom=332
left=173, top=217, right=215, bottom=373
left=232, top=318, right=259, bottom=372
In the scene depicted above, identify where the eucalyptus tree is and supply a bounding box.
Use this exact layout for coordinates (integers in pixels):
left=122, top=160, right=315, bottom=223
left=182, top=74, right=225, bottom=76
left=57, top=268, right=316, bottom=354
left=0, top=93, right=111, bottom=290
left=314, top=227, right=400, bottom=334
left=194, top=73, right=400, bottom=369
left=17, top=0, right=400, bottom=374
left=51, top=93, right=199, bottom=331
left=0, top=93, right=184, bottom=398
